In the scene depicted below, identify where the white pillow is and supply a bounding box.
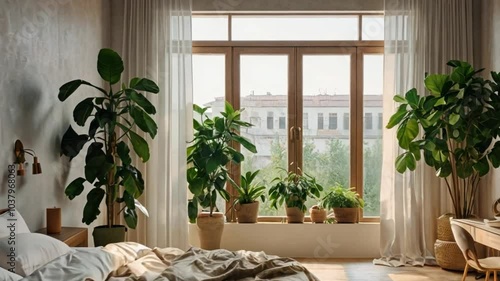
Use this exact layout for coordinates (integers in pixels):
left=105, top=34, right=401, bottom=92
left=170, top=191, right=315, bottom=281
left=0, top=233, right=72, bottom=276
left=0, top=209, right=30, bottom=238
left=0, top=267, right=22, bottom=281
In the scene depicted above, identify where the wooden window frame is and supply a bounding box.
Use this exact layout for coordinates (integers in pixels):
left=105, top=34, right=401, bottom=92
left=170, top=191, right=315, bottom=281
left=192, top=13, right=383, bottom=223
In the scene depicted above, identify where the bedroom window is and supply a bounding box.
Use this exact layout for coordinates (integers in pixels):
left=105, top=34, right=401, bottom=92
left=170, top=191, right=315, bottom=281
left=192, top=13, right=383, bottom=222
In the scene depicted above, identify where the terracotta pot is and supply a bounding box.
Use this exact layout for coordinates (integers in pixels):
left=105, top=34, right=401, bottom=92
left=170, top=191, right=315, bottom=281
left=310, top=208, right=327, bottom=223
left=286, top=207, right=305, bottom=223
left=236, top=201, right=259, bottom=223
left=333, top=208, right=359, bottom=223
left=196, top=212, right=224, bottom=250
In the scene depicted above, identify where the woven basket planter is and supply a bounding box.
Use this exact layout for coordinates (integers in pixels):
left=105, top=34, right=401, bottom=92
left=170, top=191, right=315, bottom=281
left=437, top=213, right=455, bottom=242
left=434, top=239, right=466, bottom=271
left=333, top=208, right=359, bottom=223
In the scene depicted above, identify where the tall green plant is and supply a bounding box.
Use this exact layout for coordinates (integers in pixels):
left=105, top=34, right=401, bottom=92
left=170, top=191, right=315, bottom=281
left=187, top=102, right=257, bottom=223
left=231, top=170, right=266, bottom=206
left=59, top=48, right=159, bottom=229
left=387, top=60, right=500, bottom=218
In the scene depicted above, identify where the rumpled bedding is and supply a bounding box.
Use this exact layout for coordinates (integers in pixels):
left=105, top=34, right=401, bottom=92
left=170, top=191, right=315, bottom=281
left=22, top=242, right=319, bottom=281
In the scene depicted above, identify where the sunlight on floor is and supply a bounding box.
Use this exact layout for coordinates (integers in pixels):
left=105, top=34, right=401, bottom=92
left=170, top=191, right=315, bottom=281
left=389, top=273, right=433, bottom=281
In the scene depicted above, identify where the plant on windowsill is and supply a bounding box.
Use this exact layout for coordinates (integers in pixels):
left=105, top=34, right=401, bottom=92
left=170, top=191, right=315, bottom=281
left=309, top=204, right=327, bottom=224
left=187, top=102, right=256, bottom=250
left=321, top=184, right=364, bottom=223
left=386, top=60, right=500, bottom=270
left=268, top=168, right=323, bottom=223
left=58, top=48, right=159, bottom=246
left=230, top=170, right=266, bottom=223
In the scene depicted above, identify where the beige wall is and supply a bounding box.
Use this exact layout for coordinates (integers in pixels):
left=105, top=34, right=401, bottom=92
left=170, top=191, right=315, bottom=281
left=192, top=0, right=383, bottom=12
left=0, top=0, right=110, bottom=242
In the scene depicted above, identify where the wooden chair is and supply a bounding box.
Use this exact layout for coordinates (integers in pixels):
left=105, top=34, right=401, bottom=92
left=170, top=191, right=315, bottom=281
left=451, top=220, right=500, bottom=281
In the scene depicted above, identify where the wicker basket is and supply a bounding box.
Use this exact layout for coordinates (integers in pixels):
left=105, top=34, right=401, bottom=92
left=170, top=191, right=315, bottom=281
left=437, top=213, right=455, bottom=242
left=434, top=239, right=466, bottom=271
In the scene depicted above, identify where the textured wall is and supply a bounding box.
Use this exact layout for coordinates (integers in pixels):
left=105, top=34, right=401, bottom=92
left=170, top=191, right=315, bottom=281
left=0, top=0, right=110, bottom=237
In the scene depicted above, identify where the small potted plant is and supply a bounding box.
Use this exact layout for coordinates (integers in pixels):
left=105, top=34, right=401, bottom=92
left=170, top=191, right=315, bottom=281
left=187, top=102, right=256, bottom=249
left=268, top=169, right=323, bottom=223
left=231, top=170, right=266, bottom=223
left=322, top=184, right=364, bottom=223
left=309, top=204, right=327, bottom=224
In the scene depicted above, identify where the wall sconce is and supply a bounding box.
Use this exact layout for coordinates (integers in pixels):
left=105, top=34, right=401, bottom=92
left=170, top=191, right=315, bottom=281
left=14, top=140, right=42, bottom=176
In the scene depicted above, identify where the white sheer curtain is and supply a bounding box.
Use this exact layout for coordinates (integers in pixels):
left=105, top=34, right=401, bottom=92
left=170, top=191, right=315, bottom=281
left=111, top=0, right=192, bottom=250
left=376, top=0, right=474, bottom=266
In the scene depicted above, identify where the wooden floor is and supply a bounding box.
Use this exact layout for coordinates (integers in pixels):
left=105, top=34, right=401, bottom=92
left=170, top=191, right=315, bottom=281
left=296, top=259, right=481, bottom=281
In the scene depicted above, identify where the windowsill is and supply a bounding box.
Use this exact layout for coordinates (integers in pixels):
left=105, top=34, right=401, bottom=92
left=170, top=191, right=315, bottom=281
left=188, top=222, right=380, bottom=258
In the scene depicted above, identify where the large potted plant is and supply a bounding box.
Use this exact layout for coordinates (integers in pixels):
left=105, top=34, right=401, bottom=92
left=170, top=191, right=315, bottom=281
left=231, top=170, right=266, bottom=223
left=59, top=48, right=159, bottom=246
left=387, top=60, right=500, bottom=269
left=321, top=185, right=364, bottom=223
left=187, top=102, right=256, bottom=250
left=268, top=169, right=323, bottom=223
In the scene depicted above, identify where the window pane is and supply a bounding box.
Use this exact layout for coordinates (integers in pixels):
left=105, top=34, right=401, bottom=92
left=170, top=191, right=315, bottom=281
left=192, top=53, right=226, bottom=212
left=362, top=15, right=384, bottom=40
left=232, top=16, right=359, bottom=41
left=302, top=55, right=351, bottom=199
left=317, top=113, right=324, bottom=130
left=192, top=15, right=228, bottom=40
left=193, top=54, right=225, bottom=106
left=239, top=55, right=289, bottom=216
left=363, top=54, right=383, bottom=217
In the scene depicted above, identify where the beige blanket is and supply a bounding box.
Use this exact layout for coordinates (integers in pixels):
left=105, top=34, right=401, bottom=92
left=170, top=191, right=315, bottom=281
left=104, top=243, right=319, bottom=281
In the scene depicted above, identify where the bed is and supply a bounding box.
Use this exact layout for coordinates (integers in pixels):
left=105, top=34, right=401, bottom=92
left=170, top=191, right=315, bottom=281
left=0, top=210, right=319, bottom=281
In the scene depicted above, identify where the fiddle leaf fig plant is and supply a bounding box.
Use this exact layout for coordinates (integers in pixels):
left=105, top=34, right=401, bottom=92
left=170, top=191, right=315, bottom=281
left=187, top=102, right=257, bottom=223
left=59, top=48, right=160, bottom=229
left=387, top=60, right=500, bottom=218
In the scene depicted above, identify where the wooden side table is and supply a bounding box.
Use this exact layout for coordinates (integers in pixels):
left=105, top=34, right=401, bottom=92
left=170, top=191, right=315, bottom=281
left=36, top=227, right=88, bottom=247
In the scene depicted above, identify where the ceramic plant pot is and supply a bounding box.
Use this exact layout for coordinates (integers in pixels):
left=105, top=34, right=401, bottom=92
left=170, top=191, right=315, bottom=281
left=286, top=207, right=305, bottom=223
left=310, top=207, right=327, bottom=223
left=236, top=201, right=259, bottom=223
left=196, top=212, right=225, bottom=250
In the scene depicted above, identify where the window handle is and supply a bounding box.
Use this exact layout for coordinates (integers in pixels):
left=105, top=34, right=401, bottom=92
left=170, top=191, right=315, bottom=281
left=289, top=126, right=295, bottom=141
left=296, top=127, right=302, bottom=141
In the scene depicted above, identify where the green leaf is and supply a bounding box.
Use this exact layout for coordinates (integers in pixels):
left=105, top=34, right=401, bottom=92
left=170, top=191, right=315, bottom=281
left=424, top=74, right=449, bottom=96
left=131, top=78, right=160, bottom=93
left=95, top=108, right=115, bottom=128
left=124, top=207, right=138, bottom=229
left=129, top=106, right=157, bottom=138
left=386, top=104, right=408, bottom=129
left=397, top=118, right=419, bottom=149
left=134, top=199, right=149, bottom=217
left=405, top=89, right=419, bottom=108
left=125, top=90, right=156, bottom=114
left=85, top=155, right=113, bottom=183
left=225, top=101, right=234, bottom=115
left=473, top=157, right=490, bottom=177
left=449, top=113, right=460, bottom=125
left=188, top=199, right=198, bottom=223
left=117, top=141, right=132, bottom=165
left=450, top=62, right=474, bottom=84
left=122, top=172, right=139, bottom=198
left=58, top=79, right=107, bottom=101
left=88, top=119, right=100, bottom=139
left=436, top=162, right=452, bottom=178
left=405, top=153, right=416, bottom=170
left=395, top=154, right=407, bottom=173
left=65, top=177, right=86, bottom=200
left=233, top=135, right=257, bottom=153
left=434, top=97, right=446, bottom=106
left=73, top=98, right=95, bottom=126
left=128, top=130, right=150, bottom=162
left=97, top=48, right=124, bottom=85
left=82, top=187, right=105, bottom=225
left=60, top=125, right=89, bottom=160
left=393, top=95, right=407, bottom=104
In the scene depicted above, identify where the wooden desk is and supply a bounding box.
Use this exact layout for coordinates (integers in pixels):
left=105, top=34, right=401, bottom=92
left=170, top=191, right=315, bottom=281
left=453, top=219, right=500, bottom=251
left=36, top=227, right=88, bottom=247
